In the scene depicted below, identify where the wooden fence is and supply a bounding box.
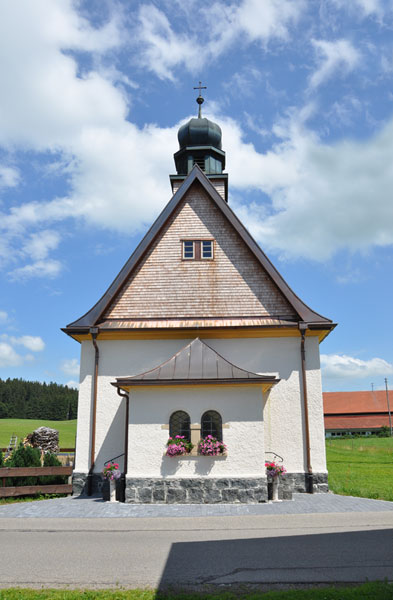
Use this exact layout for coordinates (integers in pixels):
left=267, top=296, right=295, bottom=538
left=0, top=466, right=73, bottom=497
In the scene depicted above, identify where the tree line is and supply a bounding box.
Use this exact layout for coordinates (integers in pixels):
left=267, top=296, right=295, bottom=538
left=0, top=378, right=78, bottom=420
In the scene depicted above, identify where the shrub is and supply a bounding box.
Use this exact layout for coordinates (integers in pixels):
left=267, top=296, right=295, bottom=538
left=377, top=426, right=391, bottom=438
left=0, top=450, right=4, bottom=468
left=40, top=452, right=67, bottom=485
left=6, top=443, right=41, bottom=486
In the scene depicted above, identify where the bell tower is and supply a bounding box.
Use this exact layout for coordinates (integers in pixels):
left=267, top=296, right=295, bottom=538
left=170, top=83, right=228, bottom=201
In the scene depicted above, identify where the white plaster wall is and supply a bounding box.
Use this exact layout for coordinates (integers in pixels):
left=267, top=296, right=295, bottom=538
left=76, top=339, right=194, bottom=473
left=74, top=340, right=93, bottom=472
left=74, top=336, right=327, bottom=475
left=128, top=385, right=265, bottom=478
left=208, top=337, right=327, bottom=473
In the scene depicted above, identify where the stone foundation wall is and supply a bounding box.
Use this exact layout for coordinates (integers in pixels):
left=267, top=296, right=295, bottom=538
left=72, top=472, right=103, bottom=496
left=125, top=477, right=268, bottom=504
left=279, top=472, right=329, bottom=496
left=72, top=471, right=328, bottom=502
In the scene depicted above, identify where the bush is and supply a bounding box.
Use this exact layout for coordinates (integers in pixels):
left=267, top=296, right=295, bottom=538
left=40, top=453, right=67, bottom=485
left=0, top=450, right=4, bottom=468
left=377, top=426, right=391, bottom=438
left=6, top=443, right=41, bottom=486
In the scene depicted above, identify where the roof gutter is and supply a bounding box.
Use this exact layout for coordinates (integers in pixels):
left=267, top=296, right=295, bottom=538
left=299, top=323, right=313, bottom=493
left=87, top=327, right=99, bottom=496
left=117, top=387, right=129, bottom=503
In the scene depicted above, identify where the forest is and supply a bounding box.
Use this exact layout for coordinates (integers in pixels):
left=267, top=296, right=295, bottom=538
left=0, top=378, right=78, bottom=420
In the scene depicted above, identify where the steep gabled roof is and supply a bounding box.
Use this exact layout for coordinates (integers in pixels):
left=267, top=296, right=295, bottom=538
left=112, top=337, right=280, bottom=387
left=64, top=166, right=334, bottom=333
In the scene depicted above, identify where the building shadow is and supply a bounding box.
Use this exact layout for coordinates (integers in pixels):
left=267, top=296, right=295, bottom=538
left=155, top=528, right=393, bottom=594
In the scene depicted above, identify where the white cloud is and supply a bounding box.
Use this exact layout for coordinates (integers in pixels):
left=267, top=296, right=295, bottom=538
left=22, top=230, right=60, bottom=261
left=321, top=354, right=393, bottom=380
left=330, top=0, right=384, bottom=17
left=0, top=166, right=20, bottom=189
left=0, top=334, right=44, bottom=367
left=137, top=5, right=202, bottom=80
left=0, top=2, right=125, bottom=151
left=10, top=335, right=45, bottom=352
left=9, top=259, right=63, bottom=281
left=66, top=379, right=79, bottom=390
left=0, top=342, right=24, bottom=367
left=233, top=0, right=304, bottom=43
left=136, top=0, right=304, bottom=80
left=0, top=310, right=8, bottom=323
left=60, top=358, right=80, bottom=377
left=309, top=39, right=360, bottom=89
left=225, top=107, right=393, bottom=260
left=0, top=0, right=391, bottom=270
left=0, top=1, right=180, bottom=277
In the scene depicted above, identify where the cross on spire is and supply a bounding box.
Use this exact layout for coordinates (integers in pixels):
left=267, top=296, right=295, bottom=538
left=193, top=81, right=207, bottom=118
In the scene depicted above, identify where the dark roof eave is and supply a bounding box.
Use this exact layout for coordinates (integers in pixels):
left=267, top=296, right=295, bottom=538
left=61, top=322, right=337, bottom=338
left=111, top=377, right=280, bottom=387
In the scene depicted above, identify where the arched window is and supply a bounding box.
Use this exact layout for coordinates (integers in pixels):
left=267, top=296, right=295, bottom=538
left=201, top=410, right=222, bottom=441
left=169, top=411, right=191, bottom=442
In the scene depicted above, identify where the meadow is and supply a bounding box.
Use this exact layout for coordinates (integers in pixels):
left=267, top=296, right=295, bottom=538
left=326, top=436, right=393, bottom=501
left=0, top=418, right=77, bottom=449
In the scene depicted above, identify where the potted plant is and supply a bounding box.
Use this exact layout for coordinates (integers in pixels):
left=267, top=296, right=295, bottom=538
left=166, top=435, right=194, bottom=456
left=102, top=462, right=121, bottom=502
left=198, top=435, right=227, bottom=456
left=265, top=461, right=286, bottom=501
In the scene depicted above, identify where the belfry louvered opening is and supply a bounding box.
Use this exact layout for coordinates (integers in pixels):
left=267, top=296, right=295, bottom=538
left=193, top=156, right=205, bottom=171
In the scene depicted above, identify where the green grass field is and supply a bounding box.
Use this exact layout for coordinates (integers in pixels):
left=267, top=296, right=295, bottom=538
left=0, top=582, right=392, bottom=600
left=0, top=418, right=77, bottom=449
left=326, top=436, right=393, bottom=501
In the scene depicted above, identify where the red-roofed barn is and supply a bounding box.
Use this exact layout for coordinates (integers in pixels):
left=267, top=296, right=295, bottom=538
left=323, top=391, right=392, bottom=437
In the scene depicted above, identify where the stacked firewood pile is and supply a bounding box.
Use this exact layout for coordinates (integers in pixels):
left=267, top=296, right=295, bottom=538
left=25, top=427, right=60, bottom=454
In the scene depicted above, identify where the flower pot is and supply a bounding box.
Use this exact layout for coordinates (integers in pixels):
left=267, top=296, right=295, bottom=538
left=272, top=476, right=282, bottom=502
left=109, top=478, right=118, bottom=502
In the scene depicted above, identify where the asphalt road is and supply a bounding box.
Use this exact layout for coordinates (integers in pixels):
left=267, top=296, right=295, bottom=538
left=0, top=512, right=392, bottom=590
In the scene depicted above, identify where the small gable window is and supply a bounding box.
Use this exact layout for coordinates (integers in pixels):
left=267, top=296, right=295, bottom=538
left=169, top=410, right=191, bottom=442
left=183, top=240, right=194, bottom=259
left=182, top=240, right=214, bottom=260
left=201, top=410, right=222, bottom=441
left=202, top=240, right=213, bottom=258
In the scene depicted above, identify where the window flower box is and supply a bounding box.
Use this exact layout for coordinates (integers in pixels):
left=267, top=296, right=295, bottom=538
left=198, top=435, right=227, bottom=456
left=166, top=436, right=194, bottom=457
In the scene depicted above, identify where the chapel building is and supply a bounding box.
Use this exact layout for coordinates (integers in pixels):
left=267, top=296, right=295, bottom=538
left=63, top=92, right=335, bottom=503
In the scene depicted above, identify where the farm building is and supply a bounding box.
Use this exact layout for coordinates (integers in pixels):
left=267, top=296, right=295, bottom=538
left=324, top=390, right=392, bottom=437
left=63, top=93, right=336, bottom=503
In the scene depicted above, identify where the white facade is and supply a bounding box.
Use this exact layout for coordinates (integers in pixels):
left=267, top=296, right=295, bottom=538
left=75, top=335, right=327, bottom=479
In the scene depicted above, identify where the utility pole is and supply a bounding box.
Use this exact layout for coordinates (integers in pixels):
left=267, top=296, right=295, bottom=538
left=384, top=378, right=392, bottom=436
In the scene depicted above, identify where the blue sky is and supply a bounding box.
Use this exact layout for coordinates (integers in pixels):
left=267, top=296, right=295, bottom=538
left=1, top=0, right=393, bottom=392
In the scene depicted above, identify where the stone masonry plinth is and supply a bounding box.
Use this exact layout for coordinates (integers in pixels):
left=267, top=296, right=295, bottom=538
left=125, top=477, right=268, bottom=504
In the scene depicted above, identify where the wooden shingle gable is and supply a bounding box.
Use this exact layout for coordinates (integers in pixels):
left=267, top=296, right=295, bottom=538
left=63, top=166, right=334, bottom=334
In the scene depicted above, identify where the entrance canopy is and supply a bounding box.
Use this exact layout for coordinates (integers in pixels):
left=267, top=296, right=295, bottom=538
left=112, top=337, right=279, bottom=392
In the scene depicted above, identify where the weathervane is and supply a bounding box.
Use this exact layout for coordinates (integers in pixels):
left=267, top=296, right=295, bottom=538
left=193, top=81, right=207, bottom=118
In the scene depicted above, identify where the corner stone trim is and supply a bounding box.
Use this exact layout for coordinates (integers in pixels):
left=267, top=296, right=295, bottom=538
left=125, top=477, right=268, bottom=504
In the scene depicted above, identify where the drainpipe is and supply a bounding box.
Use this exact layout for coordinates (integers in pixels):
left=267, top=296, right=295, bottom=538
left=87, top=327, right=99, bottom=496
left=117, top=387, right=129, bottom=503
left=299, top=323, right=313, bottom=494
